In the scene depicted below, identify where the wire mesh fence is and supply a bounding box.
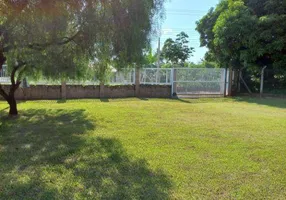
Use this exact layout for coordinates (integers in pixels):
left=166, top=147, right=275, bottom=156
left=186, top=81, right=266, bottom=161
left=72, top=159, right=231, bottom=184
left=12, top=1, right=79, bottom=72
left=263, top=69, right=286, bottom=94
left=239, top=68, right=286, bottom=95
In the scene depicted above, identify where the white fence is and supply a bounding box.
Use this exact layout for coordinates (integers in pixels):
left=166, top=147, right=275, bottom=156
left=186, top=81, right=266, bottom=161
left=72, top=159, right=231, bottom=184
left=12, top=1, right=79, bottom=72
left=1, top=67, right=229, bottom=96
left=109, top=68, right=135, bottom=85
left=140, top=68, right=172, bottom=85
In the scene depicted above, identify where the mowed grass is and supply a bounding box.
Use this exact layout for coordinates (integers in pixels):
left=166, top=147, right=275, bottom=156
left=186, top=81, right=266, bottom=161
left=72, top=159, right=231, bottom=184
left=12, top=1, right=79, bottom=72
left=0, top=97, right=286, bottom=200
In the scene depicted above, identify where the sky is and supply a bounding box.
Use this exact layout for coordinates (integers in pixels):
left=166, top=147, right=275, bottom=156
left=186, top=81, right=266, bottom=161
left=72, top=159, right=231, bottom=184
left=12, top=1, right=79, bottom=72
left=152, top=0, right=220, bottom=64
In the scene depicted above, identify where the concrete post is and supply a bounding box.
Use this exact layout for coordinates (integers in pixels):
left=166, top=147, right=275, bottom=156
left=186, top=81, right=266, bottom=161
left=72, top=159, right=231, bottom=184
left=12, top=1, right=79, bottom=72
left=172, top=68, right=177, bottom=97
left=220, top=69, right=226, bottom=95
left=100, top=82, right=105, bottom=98
left=61, top=81, right=67, bottom=100
left=135, top=67, right=140, bottom=97
left=260, top=66, right=267, bottom=98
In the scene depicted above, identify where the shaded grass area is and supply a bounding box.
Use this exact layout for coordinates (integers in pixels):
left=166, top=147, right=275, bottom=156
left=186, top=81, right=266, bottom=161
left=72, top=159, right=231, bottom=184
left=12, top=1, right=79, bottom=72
left=0, top=97, right=286, bottom=199
left=234, top=96, right=286, bottom=109
left=0, top=108, right=171, bottom=200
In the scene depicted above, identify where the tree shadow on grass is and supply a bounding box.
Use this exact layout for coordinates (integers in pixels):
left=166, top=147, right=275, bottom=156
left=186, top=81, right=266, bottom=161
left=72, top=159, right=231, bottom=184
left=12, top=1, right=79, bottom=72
left=138, top=98, right=149, bottom=101
left=0, top=100, right=26, bottom=113
left=234, top=97, right=286, bottom=109
left=56, top=99, right=67, bottom=104
left=173, top=98, right=192, bottom=104
left=100, top=98, right=110, bottom=102
left=0, top=106, right=9, bottom=112
left=0, top=109, right=172, bottom=200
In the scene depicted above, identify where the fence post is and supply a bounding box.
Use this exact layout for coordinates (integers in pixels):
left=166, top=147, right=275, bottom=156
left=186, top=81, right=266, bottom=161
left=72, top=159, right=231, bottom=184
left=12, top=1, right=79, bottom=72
left=223, top=68, right=228, bottom=97
left=221, top=69, right=226, bottom=96
left=227, top=67, right=233, bottom=96
left=135, top=67, right=140, bottom=97
left=61, top=81, right=67, bottom=100
left=172, top=68, right=177, bottom=97
left=100, top=82, right=105, bottom=98
left=260, top=66, right=267, bottom=98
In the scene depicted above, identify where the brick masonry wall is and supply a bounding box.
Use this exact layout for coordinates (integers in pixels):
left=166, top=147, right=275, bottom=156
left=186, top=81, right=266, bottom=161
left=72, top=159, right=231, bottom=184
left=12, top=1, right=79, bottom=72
left=0, top=85, right=171, bottom=100
left=0, top=85, right=61, bottom=100
left=104, top=85, right=135, bottom=98
left=66, top=85, right=100, bottom=99
left=139, top=85, right=171, bottom=98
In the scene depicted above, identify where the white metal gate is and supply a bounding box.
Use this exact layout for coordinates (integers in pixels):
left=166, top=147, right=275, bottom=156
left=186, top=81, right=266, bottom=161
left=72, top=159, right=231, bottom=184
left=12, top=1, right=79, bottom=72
left=172, top=68, right=227, bottom=97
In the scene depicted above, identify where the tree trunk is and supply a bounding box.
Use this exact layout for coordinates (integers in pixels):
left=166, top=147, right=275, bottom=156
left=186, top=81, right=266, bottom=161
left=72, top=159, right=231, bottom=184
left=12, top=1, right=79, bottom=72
left=0, top=86, right=19, bottom=116
left=0, top=56, right=25, bottom=116
left=8, top=95, right=18, bottom=116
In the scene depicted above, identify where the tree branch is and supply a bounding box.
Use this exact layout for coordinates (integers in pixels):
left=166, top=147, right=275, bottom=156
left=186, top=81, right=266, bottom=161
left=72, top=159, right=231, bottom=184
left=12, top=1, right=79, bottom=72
left=11, top=61, right=26, bottom=86
left=58, top=31, right=81, bottom=45
left=16, top=66, right=26, bottom=84
left=2, top=24, right=82, bottom=52
left=26, top=31, right=81, bottom=51
left=0, top=50, right=6, bottom=71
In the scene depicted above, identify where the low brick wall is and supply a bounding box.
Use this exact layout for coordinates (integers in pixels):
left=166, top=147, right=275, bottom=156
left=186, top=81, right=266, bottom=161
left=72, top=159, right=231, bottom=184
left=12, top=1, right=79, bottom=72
left=0, top=85, right=61, bottom=100
left=139, top=85, right=171, bottom=98
left=66, top=85, right=100, bottom=99
left=104, top=85, right=135, bottom=98
left=0, top=85, right=171, bottom=100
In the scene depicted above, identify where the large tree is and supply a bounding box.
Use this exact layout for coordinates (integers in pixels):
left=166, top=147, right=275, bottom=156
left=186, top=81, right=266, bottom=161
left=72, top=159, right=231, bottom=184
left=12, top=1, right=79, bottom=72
left=196, top=0, right=286, bottom=70
left=161, top=32, right=194, bottom=65
left=0, top=0, right=165, bottom=115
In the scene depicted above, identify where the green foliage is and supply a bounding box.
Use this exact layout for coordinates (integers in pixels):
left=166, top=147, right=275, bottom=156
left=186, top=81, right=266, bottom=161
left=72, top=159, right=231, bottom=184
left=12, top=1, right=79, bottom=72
left=161, top=32, right=194, bottom=64
left=187, top=60, right=218, bottom=68
left=161, top=60, right=218, bottom=69
left=0, top=0, right=166, bottom=81
left=142, top=48, right=158, bottom=68
left=196, top=0, right=286, bottom=70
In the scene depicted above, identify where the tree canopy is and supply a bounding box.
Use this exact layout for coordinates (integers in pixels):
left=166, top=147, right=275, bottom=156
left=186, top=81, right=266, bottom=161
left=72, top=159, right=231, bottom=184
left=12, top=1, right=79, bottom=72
left=196, top=0, right=286, bottom=69
left=161, top=32, right=194, bottom=65
left=0, top=0, right=165, bottom=115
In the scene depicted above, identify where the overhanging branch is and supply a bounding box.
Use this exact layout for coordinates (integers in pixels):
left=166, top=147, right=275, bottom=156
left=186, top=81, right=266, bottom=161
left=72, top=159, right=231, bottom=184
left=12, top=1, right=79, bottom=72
left=0, top=50, right=6, bottom=71
left=26, top=31, right=81, bottom=51
left=10, top=61, right=26, bottom=86
left=16, top=66, right=26, bottom=83
left=2, top=28, right=82, bottom=52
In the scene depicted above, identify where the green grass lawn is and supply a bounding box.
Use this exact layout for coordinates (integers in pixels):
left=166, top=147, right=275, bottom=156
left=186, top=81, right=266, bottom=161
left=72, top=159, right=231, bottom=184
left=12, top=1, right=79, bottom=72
left=0, top=97, right=286, bottom=200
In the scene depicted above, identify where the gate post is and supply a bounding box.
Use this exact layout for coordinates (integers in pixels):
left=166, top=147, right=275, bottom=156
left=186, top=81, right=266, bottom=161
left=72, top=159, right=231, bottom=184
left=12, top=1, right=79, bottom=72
left=227, top=67, right=233, bottom=96
left=171, top=68, right=177, bottom=97
left=260, top=66, right=267, bottom=98
left=223, top=68, right=228, bottom=97
left=61, top=81, right=67, bottom=100
left=100, top=82, right=105, bottom=98
left=220, top=69, right=226, bottom=96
